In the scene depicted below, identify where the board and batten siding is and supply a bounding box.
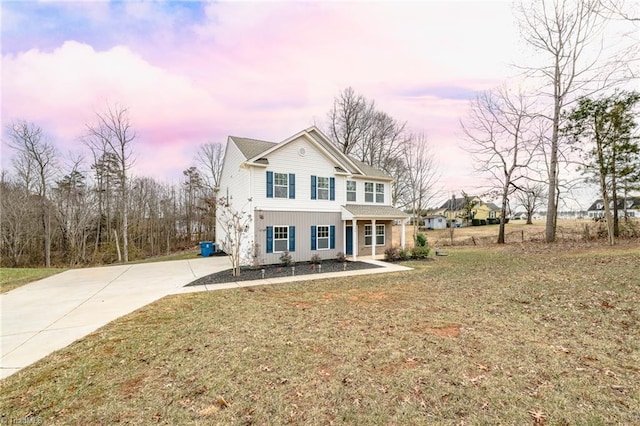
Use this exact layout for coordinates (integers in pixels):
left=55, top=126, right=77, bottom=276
left=251, top=136, right=346, bottom=212
left=216, top=139, right=254, bottom=255
left=255, top=210, right=343, bottom=265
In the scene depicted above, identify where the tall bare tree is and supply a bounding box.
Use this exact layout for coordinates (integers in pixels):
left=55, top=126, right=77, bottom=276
left=86, top=105, right=136, bottom=263
left=326, top=87, right=375, bottom=156
left=8, top=121, right=58, bottom=267
left=403, top=133, right=440, bottom=241
left=461, top=87, right=541, bottom=244
left=196, top=142, right=225, bottom=191
left=517, top=0, right=613, bottom=242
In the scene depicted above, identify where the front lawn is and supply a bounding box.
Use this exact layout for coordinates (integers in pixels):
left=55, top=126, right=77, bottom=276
left=1, top=243, right=638, bottom=424
left=0, top=268, right=65, bottom=294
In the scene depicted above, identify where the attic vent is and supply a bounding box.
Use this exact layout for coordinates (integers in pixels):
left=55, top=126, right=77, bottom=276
left=298, top=147, right=306, bottom=157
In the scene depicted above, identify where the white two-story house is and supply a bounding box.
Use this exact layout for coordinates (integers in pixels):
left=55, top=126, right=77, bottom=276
left=216, top=126, right=409, bottom=265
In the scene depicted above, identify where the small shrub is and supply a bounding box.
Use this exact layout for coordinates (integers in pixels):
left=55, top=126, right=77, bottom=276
left=398, top=247, right=411, bottom=261
left=411, top=245, right=430, bottom=259
left=415, top=232, right=428, bottom=247
left=279, top=251, right=292, bottom=267
left=384, top=246, right=399, bottom=261
left=310, top=254, right=322, bottom=265
left=336, top=251, right=347, bottom=262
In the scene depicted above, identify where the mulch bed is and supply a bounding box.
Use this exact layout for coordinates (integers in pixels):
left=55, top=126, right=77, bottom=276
left=185, top=260, right=383, bottom=286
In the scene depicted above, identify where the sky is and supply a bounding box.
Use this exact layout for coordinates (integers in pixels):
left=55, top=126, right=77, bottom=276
left=2, top=0, right=632, bottom=208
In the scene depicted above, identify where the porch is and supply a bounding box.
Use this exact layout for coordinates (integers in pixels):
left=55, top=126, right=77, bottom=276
left=341, top=204, right=410, bottom=261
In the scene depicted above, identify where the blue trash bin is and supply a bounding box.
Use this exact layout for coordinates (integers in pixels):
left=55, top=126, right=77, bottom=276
left=200, top=241, right=213, bottom=257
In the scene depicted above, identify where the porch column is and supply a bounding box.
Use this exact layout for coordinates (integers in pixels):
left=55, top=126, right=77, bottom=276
left=342, top=221, right=347, bottom=256
left=352, top=219, right=358, bottom=261
left=401, top=219, right=406, bottom=249
left=371, top=219, right=376, bottom=259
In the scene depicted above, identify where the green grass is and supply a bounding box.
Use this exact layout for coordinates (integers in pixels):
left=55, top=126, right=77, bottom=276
left=0, top=268, right=65, bottom=294
left=129, top=248, right=202, bottom=264
left=1, top=243, right=639, bottom=424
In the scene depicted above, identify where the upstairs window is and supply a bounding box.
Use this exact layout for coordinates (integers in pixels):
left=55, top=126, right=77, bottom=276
left=365, top=182, right=374, bottom=202
left=274, top=173, right=289, bottom=198
left=317, top=177, right=329, bottom=200
left=266, top=171, right=295, bottom=199
left=311, top=176, right=335, bottom=200
left=376, top=183, right=385, bottom=203
left=346, top=180, right=356, bottom=202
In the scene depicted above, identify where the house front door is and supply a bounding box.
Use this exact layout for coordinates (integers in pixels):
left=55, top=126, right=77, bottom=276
left=345, top=226, right=353, bottom=255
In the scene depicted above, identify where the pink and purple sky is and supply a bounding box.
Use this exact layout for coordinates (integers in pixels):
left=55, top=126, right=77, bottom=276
left=2, top=1, right=533, bottom=200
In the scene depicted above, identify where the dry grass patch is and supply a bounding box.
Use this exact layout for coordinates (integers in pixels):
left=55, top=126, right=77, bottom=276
left=1, top=242, right=639, bottom=424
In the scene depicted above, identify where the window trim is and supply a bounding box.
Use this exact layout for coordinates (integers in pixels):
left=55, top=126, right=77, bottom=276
left=375, top=183, right=384, bottom=203
left=346, top=180, right=356, bottom=202
left=364, top=224, right=385, bottom=246
left=365, top=182, right=374, bottom=203
left=316, top=225, right=330, bottom=250
left=273, top=225, right=289, bottom=253
left=317, top=177, right=329, bottom=200
left=274, top=172, right=289, bottom=199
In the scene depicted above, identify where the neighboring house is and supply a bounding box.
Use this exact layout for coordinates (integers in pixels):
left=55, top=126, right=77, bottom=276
left=434, top=196, right=501, bottom=223
left=587, top=197, right=640, bottom=219
left=424, top=215, right=447, bottom=230
left=216, top=126, right=409, bottom=265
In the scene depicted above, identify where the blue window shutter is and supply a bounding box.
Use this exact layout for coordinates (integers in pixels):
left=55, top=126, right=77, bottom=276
left=330, top=177, right=335, bottom=200
left=266, top=226, right=273, bottom=253
left=266, top=171, right=273, bottom=198
left=289, top=226, right=295, bottom=252
left=311, top=226, right=317, bottom=251
left=311, top=175, right=317, bottom=200
left=289, top=173, right=295, bottom=199
left=330, top=225, right=336, bottom=249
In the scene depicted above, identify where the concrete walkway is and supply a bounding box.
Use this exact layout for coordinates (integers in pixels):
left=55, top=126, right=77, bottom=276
left=1, top=257, right=410, bottom=380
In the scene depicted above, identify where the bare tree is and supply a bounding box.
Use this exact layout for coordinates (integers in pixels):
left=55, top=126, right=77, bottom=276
left=461, top=87, right=541, bottom=243
left=8, top=121, right=58, bottom=267
left=216, top=196, right=252, bottom=277
left=326, top=87, right=375, bottom=155
left=514, top=182, right=547, bottom=224
left=517, top=0, right=613, bottom=242
left=53, top=157, right=95, bottom=265
left=403, top=133, right=440, bottom=241
left=86, top=105, right=136, bottom=263
left=196, top=142, right=225, bottom=191
left=0, top=173, right=39, bottom=266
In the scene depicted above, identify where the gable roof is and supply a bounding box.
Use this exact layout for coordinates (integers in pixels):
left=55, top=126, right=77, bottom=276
left=229, top=126, right=392, bottom=180
left=587, top=197, right=640, bottom=211
left=230, top=136, right=276, bottom=160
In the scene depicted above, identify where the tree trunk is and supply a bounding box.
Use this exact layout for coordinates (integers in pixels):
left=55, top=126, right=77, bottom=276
left=113, top=229, right=122, bottom=262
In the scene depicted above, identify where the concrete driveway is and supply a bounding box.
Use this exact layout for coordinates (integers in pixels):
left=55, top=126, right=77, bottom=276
left=0, top=256, right=230, bottom=380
